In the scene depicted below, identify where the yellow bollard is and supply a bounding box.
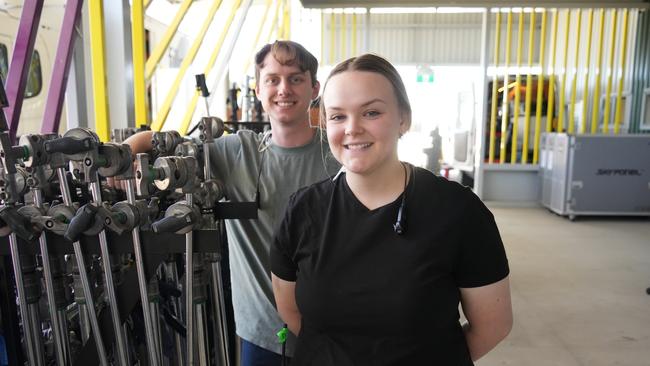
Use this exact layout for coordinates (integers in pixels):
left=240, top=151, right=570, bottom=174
left=557, top=9, right=571, bottom=133
left=568, top=9, right=582, bottom=134
left=614, top=9, right=630, bottom=134
left=603, top=9, right=618, bottom=133
left=522, top=10, right=535, bottom=164
left=591, top=8, right=607, bottom=134
left=499, top=10, right=513, bottom=164
left=510, top=11, right=524, bottom=163
left=533, top=9, right=548, bottom=164
left=580, top=9, right=594, bottom=134
left=488, top=10, right=502, bottom=164
left=546, top=8, right=559, bottom=133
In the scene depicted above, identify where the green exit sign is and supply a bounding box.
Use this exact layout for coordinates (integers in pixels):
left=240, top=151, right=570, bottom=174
left=416, top=72, right=434, bottom=83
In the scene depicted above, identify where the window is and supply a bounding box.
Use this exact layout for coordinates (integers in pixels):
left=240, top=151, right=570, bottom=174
left=24, top=50, right=42, bottom=98
left=0, top=44, right=42, bottom=99
left=0, top=43, right=7, bottom=83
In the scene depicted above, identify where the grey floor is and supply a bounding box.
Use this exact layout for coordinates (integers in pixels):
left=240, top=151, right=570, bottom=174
left=476, top=206, right=650, bottom=366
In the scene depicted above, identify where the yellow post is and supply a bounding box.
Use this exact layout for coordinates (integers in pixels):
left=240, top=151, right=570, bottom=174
left=241, top=0, right=273, bottom=77
left=330, top=11, right=335, bottom=64
left=568, top=9, right=582, bottom=134
left=488, top=10, right=502, bottom=164
left=580, top=9, right=594, bottom=134
left=89, top=0, right=110, bottom=141
left=132, top=0, right=148, bottom=126
left=614, top=8, right=630, bottom=134
left=264, top=0, right=282, bottom=44
left=557, top=9, right=571, bottom=133
left=603, top=9, right=618, bottom=133
left=533, top=9, right=547, bottom=164
left=144, top=0, right=193, bottom=81
left=352, top=12, right=357, bottom=56
left=150, top=0, right=223, bottom=131
left=591, top=8, right=606, bottom=134
left=283, top=0, right=290, bottom=39
left=510, top=11, right=524, bottom=163
left=546, top=9, right=559, bottom=133
left=277, top=0, right=284, bottom=39
left=522, top=10, right=535, bottom=164
left=499, top=10, right=513, bottom=163
left=177, top=0, right=243, bottom=135
left=144, top=0, right=151, bottom=9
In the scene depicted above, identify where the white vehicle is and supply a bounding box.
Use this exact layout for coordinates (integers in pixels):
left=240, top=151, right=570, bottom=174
left=0, top=2, right=64, bottom=136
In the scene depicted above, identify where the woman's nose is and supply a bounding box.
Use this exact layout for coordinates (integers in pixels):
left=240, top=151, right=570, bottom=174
left=344, top=116, right=363, bottom=136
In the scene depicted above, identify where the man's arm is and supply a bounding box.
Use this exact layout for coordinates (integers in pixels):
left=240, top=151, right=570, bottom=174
left=460, top=276, right=512, bottom=361
left=123, top=130, right=154, bottom=154
left=272, top=274, right=301, bottom=336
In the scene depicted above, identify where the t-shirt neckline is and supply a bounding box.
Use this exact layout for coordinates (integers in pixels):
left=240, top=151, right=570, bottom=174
left=339, top=171, right=410, bottom=213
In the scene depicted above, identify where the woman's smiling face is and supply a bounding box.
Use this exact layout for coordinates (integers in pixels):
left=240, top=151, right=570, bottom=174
left=323, top=70, right=408, bottom=177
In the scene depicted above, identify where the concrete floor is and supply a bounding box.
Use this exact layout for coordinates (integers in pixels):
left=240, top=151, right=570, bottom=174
left=477, top=206, right=650, bottom=366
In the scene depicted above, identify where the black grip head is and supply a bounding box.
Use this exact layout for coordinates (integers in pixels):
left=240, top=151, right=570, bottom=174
left=195, top=74, right=209, bottom=97
left=64, top=204, right=98, bottom=242
left=0, top=206, right=37, bottom=242
left=44, top=136, right=95, bottom=155
left=151, top=214, right=189, bottom=234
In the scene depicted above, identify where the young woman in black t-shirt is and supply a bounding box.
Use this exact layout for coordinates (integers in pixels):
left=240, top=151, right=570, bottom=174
left=271, top=54, right=512, bottom=365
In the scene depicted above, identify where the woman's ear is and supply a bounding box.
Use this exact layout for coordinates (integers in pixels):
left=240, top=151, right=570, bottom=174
left=399, top=112, right=411, bottom=136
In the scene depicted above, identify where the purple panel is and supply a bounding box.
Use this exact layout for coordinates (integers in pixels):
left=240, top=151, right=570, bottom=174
left=2, top=0, right=44, bottom=141
left=41, top=0, right=84, bottom=134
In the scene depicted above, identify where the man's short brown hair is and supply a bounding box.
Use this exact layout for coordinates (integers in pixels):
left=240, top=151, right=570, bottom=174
left=255, top=40, right=318, bottom=86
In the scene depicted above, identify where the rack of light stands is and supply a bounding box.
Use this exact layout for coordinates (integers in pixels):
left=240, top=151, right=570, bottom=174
left=0, top=77, right=256, bottom=365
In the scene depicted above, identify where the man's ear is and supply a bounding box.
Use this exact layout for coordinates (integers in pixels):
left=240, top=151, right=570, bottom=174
left=255, top=82, right=260, bottom=97
left=311, top=81, right=321, bottom=100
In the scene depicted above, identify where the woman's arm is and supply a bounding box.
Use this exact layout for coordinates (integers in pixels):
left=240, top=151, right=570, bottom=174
left=460, top=276, right=512, bottom=361
left=272, top=274, right=301, bottom=336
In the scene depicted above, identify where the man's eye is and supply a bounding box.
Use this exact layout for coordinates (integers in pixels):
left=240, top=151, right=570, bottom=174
left=290, top=76, right=304, bottom=84
left=265, top=78, right=278, bottom=85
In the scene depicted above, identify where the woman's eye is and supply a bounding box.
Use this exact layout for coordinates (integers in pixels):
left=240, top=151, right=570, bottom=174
left=328, top=115, right=344, bottom=122
left=364, top=110, right=381, bottom=118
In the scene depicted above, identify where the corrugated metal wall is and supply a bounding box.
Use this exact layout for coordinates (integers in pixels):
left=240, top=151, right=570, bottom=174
left=323, top=12, right=484, bottom=65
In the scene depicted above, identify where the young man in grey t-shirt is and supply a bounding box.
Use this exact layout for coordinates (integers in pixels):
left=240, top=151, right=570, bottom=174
left=125, top=41, right=338, bottom=365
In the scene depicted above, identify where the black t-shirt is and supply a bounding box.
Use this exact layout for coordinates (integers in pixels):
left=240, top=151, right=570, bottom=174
left=271, top=166, right=509, bottom=365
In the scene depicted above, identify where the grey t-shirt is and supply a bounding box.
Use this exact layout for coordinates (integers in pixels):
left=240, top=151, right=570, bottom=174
left=210, top=129, right=340, bottom=354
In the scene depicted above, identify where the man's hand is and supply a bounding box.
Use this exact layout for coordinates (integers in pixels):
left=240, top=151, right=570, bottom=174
left=107, top=131, right=155, bottom=190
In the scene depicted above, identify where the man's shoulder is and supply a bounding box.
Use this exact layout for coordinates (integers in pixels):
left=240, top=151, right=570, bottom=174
left=214, top=130, right=265, bottom=152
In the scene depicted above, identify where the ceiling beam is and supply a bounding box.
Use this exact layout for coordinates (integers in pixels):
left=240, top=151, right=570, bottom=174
left=299, top=0, right=650, bottom=9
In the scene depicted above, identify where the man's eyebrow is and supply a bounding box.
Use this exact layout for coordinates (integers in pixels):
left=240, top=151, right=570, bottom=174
left=262, top=71, right=308, bottom=78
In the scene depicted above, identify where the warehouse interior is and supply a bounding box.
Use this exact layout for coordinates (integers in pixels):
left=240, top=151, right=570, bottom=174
left=0, top=0, right=648, bottom=365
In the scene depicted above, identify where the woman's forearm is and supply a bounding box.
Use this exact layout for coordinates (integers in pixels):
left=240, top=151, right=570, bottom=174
left=463, top=320, right=510, bottom=361
left=282, top=311, right=302, bottom=336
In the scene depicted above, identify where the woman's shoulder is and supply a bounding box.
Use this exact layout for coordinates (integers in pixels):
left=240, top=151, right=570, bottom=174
left=411, top=166, right=479, bottom=211
left=412, top=166, right=471, bottom=194
left=291, top=176, right=336, bottom=205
